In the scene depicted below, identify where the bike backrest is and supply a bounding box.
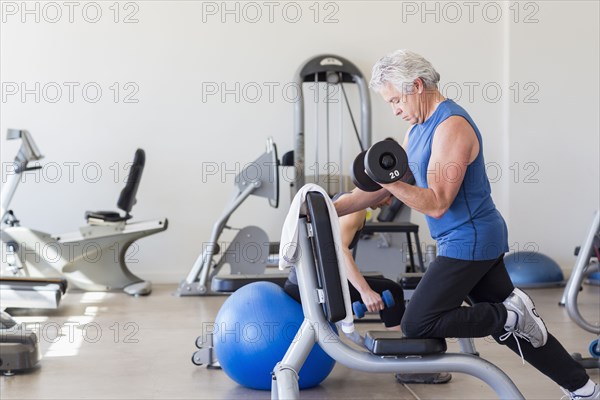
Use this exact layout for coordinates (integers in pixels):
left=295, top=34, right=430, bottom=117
left=117, top=149, right=145, bottom=216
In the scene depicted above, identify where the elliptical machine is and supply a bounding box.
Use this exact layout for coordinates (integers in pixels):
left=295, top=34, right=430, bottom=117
left=176, top=137, right=286, bottom=296
left=1, top=129, right=168, bottom=298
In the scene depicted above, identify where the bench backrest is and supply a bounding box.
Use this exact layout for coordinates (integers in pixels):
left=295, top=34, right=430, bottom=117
left=305, top=191, right=347, bottom=323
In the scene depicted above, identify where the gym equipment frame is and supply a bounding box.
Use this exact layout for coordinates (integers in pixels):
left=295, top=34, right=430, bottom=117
left=561, top=210, right=600, bottom=368
left=176, top=138, right=287, bottom=296
left=291, top=54, right=372, bottom=197
left=1, top=129, right=168, bottom=298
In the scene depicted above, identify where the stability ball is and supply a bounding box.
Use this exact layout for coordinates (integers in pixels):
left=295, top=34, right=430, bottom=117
left=504, top=251, right=564, bottom=288
left=587, top=271, right=600, bottom=286
left=213, top=281, right=335, bottom=390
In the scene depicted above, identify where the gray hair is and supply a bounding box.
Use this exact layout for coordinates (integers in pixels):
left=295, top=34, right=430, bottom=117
left=370, top=50, right=441, bottom=93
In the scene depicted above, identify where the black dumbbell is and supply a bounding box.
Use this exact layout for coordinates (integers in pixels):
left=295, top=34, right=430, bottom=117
left=351, top=140, right=409, bottom=191
left=351, top=150, right=382, bottom=192
left=364, top=140, right=408, bottom=185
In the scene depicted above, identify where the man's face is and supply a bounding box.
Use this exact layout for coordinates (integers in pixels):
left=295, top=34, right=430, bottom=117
left=379, top=81, right=421, bottom=124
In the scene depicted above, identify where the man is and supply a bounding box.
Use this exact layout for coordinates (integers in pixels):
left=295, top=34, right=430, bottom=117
left=334, top=49, right=598, bottom=399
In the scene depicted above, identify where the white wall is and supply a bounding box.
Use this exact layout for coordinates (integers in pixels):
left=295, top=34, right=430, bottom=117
left=1, top=1, right=598, bottom=282
left=506, top=1, right=600, bottom=270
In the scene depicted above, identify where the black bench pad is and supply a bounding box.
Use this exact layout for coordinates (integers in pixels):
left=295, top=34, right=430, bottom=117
left=365, top=331, right=447, bottom=356
left=399, top=273, right=423, bottom=290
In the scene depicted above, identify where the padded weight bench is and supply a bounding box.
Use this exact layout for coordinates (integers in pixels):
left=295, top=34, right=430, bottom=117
left=271, top=190, right=523, bottom=400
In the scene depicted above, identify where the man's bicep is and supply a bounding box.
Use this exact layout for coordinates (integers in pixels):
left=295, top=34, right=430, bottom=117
left=427, top=120, right=475, bottom=208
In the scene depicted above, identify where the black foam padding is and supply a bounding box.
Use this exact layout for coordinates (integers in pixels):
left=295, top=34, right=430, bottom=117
left=399, top=275, right=422, bottom=290
left=281, top=150, right=294, bottom=167
left=305, top=192, right=347, bottom=323
left=117, top=149, right=145, bottom=214
left=362, top=222, right=419, bottom=234
left=84, top=211, right=130, bottom=222
left=364, top=331, right=447, bottom=356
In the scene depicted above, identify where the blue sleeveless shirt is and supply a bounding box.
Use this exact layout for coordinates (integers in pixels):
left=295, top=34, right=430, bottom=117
left=407, top=99, right=508, bottom=261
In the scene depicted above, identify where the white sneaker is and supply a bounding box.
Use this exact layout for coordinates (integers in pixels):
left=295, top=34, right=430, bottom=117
left=562, top=383, right=600, bottom=399
left=500, top=288, right=548, bottom=348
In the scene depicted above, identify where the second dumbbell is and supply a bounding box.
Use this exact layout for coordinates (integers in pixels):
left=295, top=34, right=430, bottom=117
left=352, top=289, right=395, bottom=319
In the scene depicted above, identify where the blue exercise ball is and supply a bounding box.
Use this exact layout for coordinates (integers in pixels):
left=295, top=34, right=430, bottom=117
left=504, top=251, right=564, bottom=288
left=587, top=271, right=600, bottom=286
left=213, top=281, right=336, bottom=390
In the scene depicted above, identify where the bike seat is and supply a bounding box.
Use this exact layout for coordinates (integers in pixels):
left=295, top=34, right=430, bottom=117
left=85, top=211, right=131, bottom=223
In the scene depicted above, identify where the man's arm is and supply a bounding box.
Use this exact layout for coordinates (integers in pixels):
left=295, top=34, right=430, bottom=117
left=380, top=116, right=479, bottom=219
left=334, top=188, right=390, bottom=217
left=339, top=209, right=385, bottom=312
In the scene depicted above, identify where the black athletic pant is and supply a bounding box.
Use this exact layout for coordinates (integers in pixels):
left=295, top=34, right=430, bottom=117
left=401, top=254, right=589, bottom=392
left=284, top=276, right=405, bottom=328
